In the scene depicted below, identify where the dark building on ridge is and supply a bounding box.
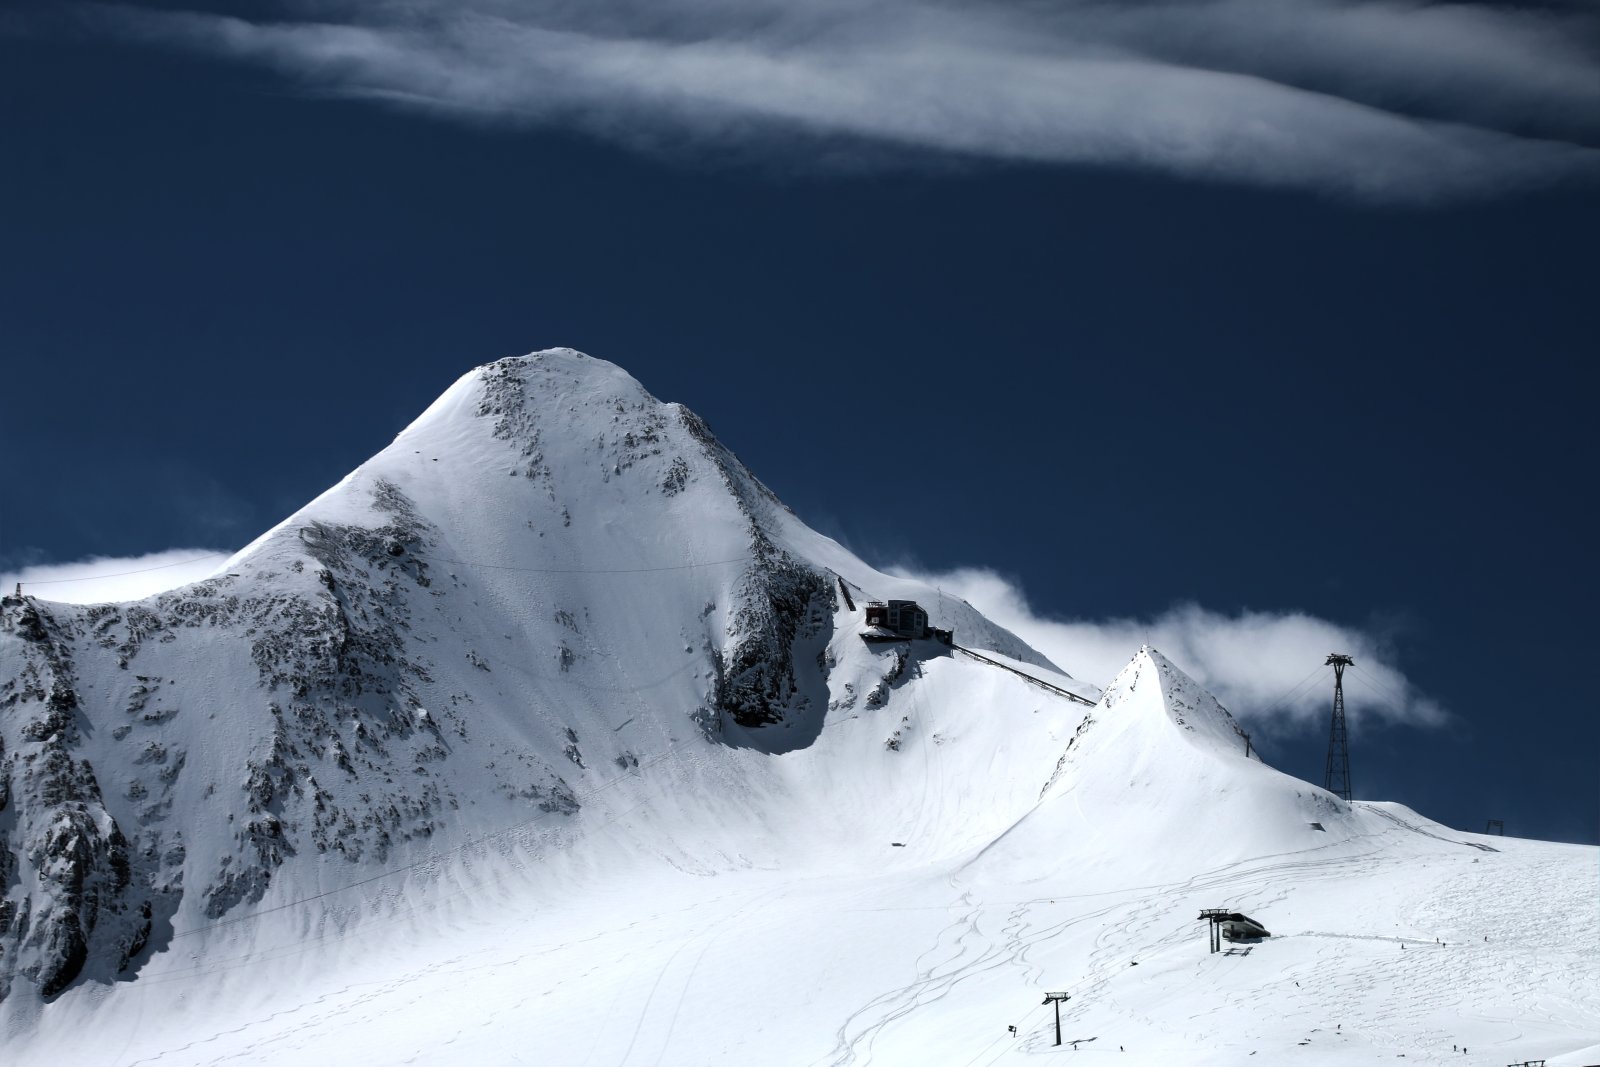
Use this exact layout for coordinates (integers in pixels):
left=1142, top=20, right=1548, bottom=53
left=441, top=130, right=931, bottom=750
left=862, top=600, right=953, bottom=644
left=865, top=600, right=928, bottom=637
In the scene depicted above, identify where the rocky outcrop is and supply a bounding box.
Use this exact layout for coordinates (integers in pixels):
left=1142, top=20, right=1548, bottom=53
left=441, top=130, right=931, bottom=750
left=676, top=406, right=838, bottom=733
left=0, top=601, right=152, bottom=1000
left=713, top=551, right=834, bottom=729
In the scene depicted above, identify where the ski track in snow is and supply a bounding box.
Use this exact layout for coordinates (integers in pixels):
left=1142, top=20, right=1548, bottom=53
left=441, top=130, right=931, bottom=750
left=825, top=834, right=1383, bottom=1065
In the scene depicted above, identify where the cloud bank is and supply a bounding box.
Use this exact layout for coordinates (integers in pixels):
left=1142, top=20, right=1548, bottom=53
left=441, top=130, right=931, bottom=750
left=900, top=565, right=1446, bottom=732
left=2, top=550, right=232, bottom=605
left=93, top=0, right=1600, bottom=200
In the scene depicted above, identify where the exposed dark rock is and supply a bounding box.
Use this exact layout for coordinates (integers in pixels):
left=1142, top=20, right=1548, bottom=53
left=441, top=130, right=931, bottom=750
left=713, top=554, right=833, bottom=728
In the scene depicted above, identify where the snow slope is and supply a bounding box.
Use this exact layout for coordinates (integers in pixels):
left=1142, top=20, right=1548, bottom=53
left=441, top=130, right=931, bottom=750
left=977, top=645, right=1359, bottom=887
left=1, top=350, right=1594, bottom=1066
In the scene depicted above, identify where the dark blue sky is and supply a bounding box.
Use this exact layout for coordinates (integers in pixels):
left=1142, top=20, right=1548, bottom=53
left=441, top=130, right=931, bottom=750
left=3, top=7, right=1595, bottom=843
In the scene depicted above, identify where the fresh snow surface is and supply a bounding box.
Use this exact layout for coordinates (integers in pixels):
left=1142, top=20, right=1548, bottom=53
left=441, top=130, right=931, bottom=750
left=2, top=350, right=1595, bottom=1066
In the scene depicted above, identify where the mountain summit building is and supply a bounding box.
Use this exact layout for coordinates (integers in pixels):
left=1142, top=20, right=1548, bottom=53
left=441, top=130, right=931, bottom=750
left=862, top=599, right=952, bottom=644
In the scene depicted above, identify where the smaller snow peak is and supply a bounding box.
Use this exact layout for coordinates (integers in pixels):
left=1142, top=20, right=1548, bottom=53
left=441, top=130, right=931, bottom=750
left=1115, top=643, right=1163, bottom=679
left=1138, top=647, right=1208, bottom=703
left=1136, top=646, right=1199, bottom=690
left=1101, top=644, right=1164, bottom=703
left=1136, top=643, right=1168, bottom=667
left=1097, top=646, right=1249, bottom=744
left=1044, top=645, right=1268, bottom=803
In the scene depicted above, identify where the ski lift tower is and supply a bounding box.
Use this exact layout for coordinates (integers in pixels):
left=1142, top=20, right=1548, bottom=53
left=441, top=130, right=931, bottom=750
left=1324, top=654, right=1354, bottom=802
left=1042, top=992, right=1071, bottom=1046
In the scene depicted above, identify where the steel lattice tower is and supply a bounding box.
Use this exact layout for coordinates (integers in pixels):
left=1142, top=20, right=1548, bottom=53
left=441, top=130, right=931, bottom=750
left=1324, top=654, right=1354, bottom=801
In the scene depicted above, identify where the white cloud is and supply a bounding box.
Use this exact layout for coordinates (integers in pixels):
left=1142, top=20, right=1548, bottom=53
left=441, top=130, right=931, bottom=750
left=898, top=565, right=1447, bottom=733
left=92, top=0, right=1600, bottom=200
left=2, top=550, right=233, bottom=605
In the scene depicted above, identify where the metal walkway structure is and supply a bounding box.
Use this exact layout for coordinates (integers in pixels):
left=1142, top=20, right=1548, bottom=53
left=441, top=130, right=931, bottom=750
left=951, top=644, right=1097, bottom=707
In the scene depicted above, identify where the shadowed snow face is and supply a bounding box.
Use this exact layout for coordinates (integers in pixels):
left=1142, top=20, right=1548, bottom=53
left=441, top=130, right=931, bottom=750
left=91, top=0, right=1600, bottom=200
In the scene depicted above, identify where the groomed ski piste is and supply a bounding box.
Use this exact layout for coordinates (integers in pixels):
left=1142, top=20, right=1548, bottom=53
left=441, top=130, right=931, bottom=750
left=2, top=350, right=1595, bottom=1066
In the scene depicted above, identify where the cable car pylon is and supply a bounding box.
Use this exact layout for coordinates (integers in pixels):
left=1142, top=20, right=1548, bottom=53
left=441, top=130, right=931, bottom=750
left=1324, top=653, right=1354, bottom=801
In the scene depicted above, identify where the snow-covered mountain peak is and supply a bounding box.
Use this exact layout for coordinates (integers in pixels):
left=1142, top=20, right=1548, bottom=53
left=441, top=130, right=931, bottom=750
left=1010, top=643, right=1356, bottom=884
left=912, top=646, right=1345, bottom=910
left=394, top=348, right=675, bottom=466
left=0, top=347, right=1057, bottom=1006
left=1100, top=644, right=1253, bottom=758
left=230, top=347, right=767, bottom=571
left=1042, top=645, right=1255, bottom=800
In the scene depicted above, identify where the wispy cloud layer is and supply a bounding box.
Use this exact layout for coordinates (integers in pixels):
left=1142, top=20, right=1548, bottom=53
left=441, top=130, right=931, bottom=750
left=93, top=0, right=1600, bottom=199
left=899, top=565, right=1446, bottom=732
left=2, top=550, right=231, bottom=605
